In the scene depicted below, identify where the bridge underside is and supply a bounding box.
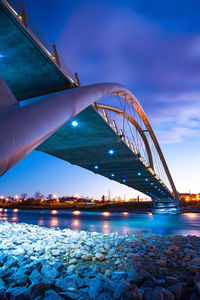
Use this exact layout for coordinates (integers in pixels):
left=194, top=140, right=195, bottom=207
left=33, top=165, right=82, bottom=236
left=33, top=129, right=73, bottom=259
left=0, top=1, right=72, bottom=100
left=37, top=106, right=173, bottom=200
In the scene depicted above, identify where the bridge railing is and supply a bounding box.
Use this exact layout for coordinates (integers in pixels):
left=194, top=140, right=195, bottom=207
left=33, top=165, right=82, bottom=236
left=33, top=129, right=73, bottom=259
left=2, top=0, right=78, bottom=85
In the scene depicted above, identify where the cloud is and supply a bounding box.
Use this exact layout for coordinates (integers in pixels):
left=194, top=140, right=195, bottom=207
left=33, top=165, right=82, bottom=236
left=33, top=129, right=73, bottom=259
left=57, top=1, right=200, bottom=145
left=156, top=126, right=200, bottom=144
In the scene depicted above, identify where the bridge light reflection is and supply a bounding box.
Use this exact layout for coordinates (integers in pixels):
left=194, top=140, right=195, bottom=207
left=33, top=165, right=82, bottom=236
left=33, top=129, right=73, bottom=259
left=122, top=212, right=129, bottom=215
left=108, top=149, right=114, bottom=154
left=72, top=121, right=78, bottom=127
left=102, top=212, right=110, bottom=217
left=73, top=210, right=81, bottom=215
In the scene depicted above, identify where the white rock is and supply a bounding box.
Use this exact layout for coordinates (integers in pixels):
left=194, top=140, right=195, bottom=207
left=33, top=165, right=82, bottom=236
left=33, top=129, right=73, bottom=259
left=69, top=258, right=77, bottom=265
left=81, top=253, right=93, bottom=261
left=95, top=253, right=105, bottom=261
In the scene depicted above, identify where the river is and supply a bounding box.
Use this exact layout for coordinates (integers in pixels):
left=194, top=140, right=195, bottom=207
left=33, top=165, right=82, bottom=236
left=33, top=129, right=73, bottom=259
left=0, top=208, right=200, bottom=236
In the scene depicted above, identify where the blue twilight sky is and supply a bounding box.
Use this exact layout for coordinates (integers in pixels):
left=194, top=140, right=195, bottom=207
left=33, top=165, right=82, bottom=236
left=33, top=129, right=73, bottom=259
left=0, top=0, right=200, bottom=198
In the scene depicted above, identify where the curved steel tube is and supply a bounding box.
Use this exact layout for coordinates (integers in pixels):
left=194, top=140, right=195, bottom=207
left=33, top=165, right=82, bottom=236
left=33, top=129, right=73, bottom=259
left=95, top=103, right=154, bottom=170
left=0, top=80, right=178, bottom=199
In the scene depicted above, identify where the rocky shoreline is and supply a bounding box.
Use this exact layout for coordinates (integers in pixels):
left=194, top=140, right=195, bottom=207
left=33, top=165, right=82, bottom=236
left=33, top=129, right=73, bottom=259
left=0, top=222, right=200, bottom=299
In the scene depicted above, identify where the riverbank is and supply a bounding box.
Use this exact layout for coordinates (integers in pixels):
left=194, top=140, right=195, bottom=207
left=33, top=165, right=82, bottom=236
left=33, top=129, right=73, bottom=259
left=0, top=202, right=153, bottom=213
left=1, top=201, right=200, bottom=214
left=0, top=222, right=200, bottom=299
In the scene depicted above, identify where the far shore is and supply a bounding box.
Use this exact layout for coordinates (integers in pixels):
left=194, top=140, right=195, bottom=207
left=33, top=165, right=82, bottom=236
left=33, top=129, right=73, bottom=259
left=0, top=201, right=200, bottom=213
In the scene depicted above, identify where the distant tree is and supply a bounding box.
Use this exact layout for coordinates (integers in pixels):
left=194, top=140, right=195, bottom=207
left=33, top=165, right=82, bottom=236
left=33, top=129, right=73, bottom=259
left=20, top=192, right=27, bottom=200
left=47, top=194, right=53, bottom=200
left=101, top=195, right=105, bottom=202
left=34, top=191, right=42, bottom=200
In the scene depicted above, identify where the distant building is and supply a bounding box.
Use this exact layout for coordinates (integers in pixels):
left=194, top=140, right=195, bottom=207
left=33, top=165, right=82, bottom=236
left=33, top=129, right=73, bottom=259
left=179, top=193, right=200, bottom=201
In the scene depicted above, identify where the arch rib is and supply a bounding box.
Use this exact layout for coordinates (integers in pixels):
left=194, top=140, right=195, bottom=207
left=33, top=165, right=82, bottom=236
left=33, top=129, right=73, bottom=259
left=95, top=103, right=154, bottom=170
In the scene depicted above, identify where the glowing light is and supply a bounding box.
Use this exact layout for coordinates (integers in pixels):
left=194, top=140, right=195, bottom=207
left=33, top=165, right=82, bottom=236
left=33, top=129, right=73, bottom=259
left=72, top=121, right=78, bottom=126
left=15, top=195, right=19, bottom=199
left=122, top=174, right=126, bottom=178
left=122, top=212, right=129, bottom=215
left=151, top=183, right=154, bottom=185
left=137, top=172, right=141, bottom=176
left=72, top=219, right=80, bottom=229
left=4, top=209, right=7, bottom=212
left=123, top=179, right=126, bottom=183
left=108, top=149, right=114, bottom=154
left=155, top=186, right=157, bottom=189
left=53, top=194, right=57, bottom=199
left=102, top=212, right=110, bottom=216
left=51, top=210, right=57, bottom=215
left=0, top=54, right=4, bottom=58
left=50, top=217, right=58, bottom=227
left=184, top=213, right=197, bottom=219
left=94, top=165, right=98, bottom=169
left=0, top=196, right=4, bottom=199
left=73, top=211, right=81, bottom=215
left=13, top=209, right=18, bottom=212
left=145, top=178, right=149, bottom=181
left=111, top=173, right=115, bottom=177
left=39, top=219, right=44, bottom=226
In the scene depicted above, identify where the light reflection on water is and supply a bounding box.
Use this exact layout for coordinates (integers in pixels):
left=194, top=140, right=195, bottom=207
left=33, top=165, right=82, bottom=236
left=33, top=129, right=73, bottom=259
left=0, top=209, right=200, bottom=236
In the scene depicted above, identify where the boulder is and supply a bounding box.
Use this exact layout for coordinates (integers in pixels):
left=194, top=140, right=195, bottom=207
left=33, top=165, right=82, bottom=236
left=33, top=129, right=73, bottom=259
left=6, top=287, right=30, bottom=300
left=168, top=282, right=187, bottom=300
left=29, top=269, right=43, bottom=284
left=40, top=263, right=59, bottom=280
left=28, top=282, right=52, bottom=299
left=113, top=279, right=142, bottom=300
left=88, top=273, right=112, bottom=300
left=55, top=275, right=78, bottom=291
left=43, top=289, right=63, bottom=300
left=127, top=268, right=152, bottom=286
left=144, top=287, right=175, bottom=300
left=0, top=254, right=8, bottom=267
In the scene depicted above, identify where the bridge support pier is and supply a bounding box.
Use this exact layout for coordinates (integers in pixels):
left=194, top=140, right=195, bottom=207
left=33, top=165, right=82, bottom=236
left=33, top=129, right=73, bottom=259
left=152, top=199, right=180, bottom=214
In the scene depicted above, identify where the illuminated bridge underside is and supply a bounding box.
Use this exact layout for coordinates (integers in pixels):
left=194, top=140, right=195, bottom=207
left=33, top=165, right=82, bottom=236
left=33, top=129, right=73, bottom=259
left=0, top=0, right=178, bottom=202
left=0, top=1, right=74, bottom=100
left=37, top=105, right=172, bottom=200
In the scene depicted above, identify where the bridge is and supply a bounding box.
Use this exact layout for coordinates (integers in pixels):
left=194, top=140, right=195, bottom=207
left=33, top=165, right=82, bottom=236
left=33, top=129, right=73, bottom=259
left=0, top=0, right=180, bottom=209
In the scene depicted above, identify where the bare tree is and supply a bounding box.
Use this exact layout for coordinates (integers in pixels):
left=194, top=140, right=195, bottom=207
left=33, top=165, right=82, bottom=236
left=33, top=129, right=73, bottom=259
left=34, top=191, right=42, bottom=200
left=47, top=194, right=53, bottom=200
left=20, top=192, right=27, bottom=200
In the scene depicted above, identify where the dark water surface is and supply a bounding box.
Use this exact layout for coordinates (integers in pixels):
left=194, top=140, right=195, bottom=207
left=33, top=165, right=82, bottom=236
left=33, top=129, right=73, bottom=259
left=0, top=208, right=200, bottom=236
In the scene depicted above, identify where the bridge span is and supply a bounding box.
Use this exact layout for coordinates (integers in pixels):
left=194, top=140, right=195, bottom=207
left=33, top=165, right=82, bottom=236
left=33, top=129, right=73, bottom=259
left=0, top=0, right=179, bottom=206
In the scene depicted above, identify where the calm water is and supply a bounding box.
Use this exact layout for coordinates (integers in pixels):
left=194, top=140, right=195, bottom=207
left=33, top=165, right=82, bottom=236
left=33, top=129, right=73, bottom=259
left=0, top=208, right=200, bottom=236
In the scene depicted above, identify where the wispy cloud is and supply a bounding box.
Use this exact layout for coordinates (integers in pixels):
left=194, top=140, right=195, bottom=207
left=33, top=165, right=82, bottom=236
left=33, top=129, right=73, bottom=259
left=57, top=0, right=200, bottom=145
